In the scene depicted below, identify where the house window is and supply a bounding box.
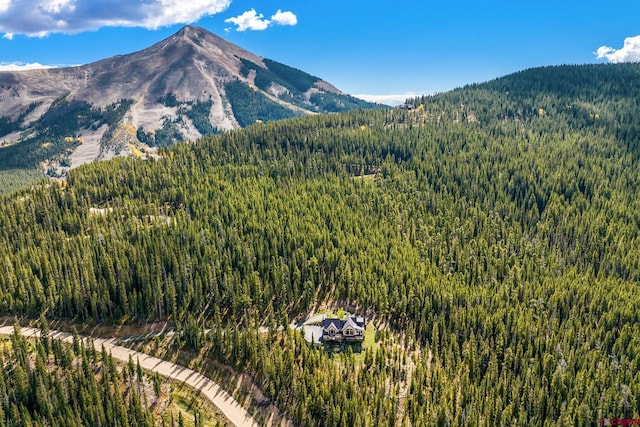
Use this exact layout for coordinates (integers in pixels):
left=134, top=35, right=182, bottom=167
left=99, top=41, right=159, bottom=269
left=345, top=328, right=353, bottom=336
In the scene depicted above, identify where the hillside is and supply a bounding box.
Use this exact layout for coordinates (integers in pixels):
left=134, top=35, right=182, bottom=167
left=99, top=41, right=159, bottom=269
left=0, top=324, right=229, bottom=426
left=0, top=25, right=380, bottom=179
left=1, top=63, right=640, bottom=425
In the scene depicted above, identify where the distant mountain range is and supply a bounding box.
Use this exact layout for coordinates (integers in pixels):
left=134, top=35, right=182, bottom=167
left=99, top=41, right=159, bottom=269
left=0, top=25, right=382, bottom=174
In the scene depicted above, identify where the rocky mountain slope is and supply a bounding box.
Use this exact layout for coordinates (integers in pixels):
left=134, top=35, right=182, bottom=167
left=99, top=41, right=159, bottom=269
left=0, top=25, right=379, bottom=173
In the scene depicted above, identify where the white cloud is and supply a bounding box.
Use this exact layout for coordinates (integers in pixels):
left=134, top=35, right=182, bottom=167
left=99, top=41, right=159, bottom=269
left=0, top=0, right=11, bottom=13
left=225, top=8, right=297, bottom=32
left=224, top=9, right=269, bottom=32
left=595, top=35, right=640, bottom=63
left=0, top=0, right=231, bottom=37
left=41, top=0, right=75, bottom=15
left=354, top=92, right=423, bottom=106
left=271, top=9, right=297, bottom=26
left=0, top=62, right=56, bottom=71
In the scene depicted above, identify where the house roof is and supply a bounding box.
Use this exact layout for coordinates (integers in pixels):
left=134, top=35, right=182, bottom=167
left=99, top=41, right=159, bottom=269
left=345, top=316, right=365, bottom=331
left=322, top=318, right=346, bottom=330
left=322, top=316, right=366, bottom=331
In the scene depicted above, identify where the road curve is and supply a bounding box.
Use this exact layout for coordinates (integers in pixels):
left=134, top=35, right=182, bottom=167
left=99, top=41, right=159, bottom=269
left=0, top=326, right=258, bottom=427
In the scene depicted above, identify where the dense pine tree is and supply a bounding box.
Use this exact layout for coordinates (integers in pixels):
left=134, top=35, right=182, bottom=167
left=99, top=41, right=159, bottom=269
left=0, top=63, right=640, bottom=425
left=0, top=326, right=155, bottom=426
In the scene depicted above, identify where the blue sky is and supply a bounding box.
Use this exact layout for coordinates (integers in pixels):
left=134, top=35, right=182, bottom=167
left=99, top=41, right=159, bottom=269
left=1, top=0, right=639, bottom=105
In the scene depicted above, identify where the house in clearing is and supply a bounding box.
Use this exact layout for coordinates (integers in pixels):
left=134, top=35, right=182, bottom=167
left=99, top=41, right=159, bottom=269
left=322, top=316, right=366, bottom=342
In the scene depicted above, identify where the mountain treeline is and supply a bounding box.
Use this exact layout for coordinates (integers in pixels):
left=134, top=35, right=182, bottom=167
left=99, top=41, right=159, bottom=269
left=1, top=63, right=640, bottom=425
left=0, top=97, right=133, bottom=172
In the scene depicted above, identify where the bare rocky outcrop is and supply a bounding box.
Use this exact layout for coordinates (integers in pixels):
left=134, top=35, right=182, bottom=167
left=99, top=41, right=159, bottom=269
left=0, top=25, right=357, bottom=171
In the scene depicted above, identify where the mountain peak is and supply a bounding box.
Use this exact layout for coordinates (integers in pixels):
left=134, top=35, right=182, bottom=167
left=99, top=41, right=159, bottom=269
left=172, top=25, right=210, bottom=42
left=176, top=24, right=205, bottom=36
left=154, top=24, right=265, bottom=69
left=0, top=26, right=380, bottom=173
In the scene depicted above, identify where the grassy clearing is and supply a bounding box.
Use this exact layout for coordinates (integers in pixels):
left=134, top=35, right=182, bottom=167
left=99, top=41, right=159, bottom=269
left=351, top=321, right=379, bottom=364
left=164, top=384, right=230, bottom=427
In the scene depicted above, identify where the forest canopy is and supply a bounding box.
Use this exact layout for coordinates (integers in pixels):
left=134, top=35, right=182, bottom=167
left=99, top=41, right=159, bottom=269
left=1, top=63, right=640, bottom=426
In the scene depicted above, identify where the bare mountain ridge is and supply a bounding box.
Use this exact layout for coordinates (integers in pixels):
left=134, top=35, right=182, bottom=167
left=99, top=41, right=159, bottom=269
left=0, top=25, right=376, bottom=172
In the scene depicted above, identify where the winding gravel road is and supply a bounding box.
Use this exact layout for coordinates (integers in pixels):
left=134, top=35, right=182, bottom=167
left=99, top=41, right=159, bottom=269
left=0, top=326, right=258, bottom=427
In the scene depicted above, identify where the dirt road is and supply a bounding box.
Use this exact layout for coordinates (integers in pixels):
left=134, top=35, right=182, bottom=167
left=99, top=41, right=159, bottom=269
left=0, top=326, right=258, bottom=427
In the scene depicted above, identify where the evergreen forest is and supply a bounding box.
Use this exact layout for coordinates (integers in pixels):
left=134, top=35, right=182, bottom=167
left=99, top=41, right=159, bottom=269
left=1, top=63, right=640, bottom=425
left=0, top=324, right=157, bottom=426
